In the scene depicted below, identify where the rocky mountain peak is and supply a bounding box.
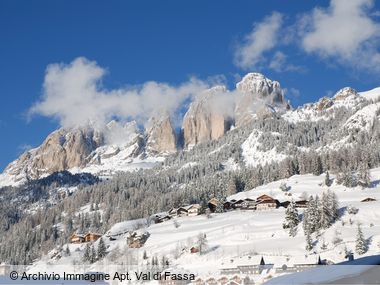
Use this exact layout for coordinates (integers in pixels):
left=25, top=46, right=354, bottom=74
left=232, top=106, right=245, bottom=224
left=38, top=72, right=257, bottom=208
left=333, top=87, right=358, bottom=101
left=145, top=112, right=177, bottom=154
left=182, top=86, right=233, bottom=148
left=235, top=73, right=287, bottom=127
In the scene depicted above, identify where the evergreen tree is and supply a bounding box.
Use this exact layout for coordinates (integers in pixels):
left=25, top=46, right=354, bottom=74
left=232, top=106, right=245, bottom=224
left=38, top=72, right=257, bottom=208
left=324, top=171, right=331, bottom=187
left=97, top=237, right=107, bottom=259
left=227, top=177, right=237, bottom=196
left=304, top=195, right=320, bottom=234
left=358, top=162, right=371, bottom=187
left=355, top=224, right=367, bottom=255
left=305, top=231, right=313, bottom=251
left=65, top=245, right=71, bottom=256
left=197, top=233, right=208, bottom=255
left=320, top=192, right=332, bottom=229
left=83, top=243, right=91, bottom=262
left=283, top=200, right=299, bottom=237
left=90, top=244, right=97, bottom=263
left=312, top=155, right=323, bottom=176
left=328, top=190, right=339, bottom=221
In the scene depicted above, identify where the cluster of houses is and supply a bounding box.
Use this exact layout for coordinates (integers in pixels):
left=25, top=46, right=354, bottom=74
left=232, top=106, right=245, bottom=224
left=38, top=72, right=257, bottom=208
left=150, top=195, right=309, bottom=224
left=70, top=232, right=102, bottom=244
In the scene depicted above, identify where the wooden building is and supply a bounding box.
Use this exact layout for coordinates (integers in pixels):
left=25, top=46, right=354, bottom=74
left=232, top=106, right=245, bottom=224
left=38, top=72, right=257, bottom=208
left=84, top=232, right=102, bottom=242
left=151, top=213, right=171, bottom=224
left=208, top=198, right=219, bottom=212
left=178, top=204, right=201, bottom=217
left=295, top=200, right=308, bottom=208
left=256, top=195, right=279, bottom=210
left=70, top=233, right=85, bottom=244
left=168, top=208, right=178, bottom=217
left=241, top=198, right=257, bottom=210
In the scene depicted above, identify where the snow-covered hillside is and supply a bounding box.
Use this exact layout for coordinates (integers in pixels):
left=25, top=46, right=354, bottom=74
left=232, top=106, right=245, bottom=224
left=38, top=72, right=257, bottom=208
left=29, top=167, right=380, bottom=284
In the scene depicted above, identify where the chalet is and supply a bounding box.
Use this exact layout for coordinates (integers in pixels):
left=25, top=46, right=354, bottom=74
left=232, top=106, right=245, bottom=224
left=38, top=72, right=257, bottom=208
left=127, top=230, right=150, bottom=248
left=361, top=197, right=377, bottom=202
left=295, top=200, right=309, bottom=208
left=168, top=208, right=179, bottom=217
left=208, top=198, right=219, bottom=212
left=256, top=195, right=279, bottom=210
left=231, top=199, right=245, bottom=209
left=280, top=201, right=291, bottom=208
left=241, top=198, right=257, bottom=210
left=178, top=204, right=201, bottom=217
left=70, top=233, right=85, bottom=244
left=84, top=232, right=102, bottom=242
left=223, top=201, right=233, bottom=211
left=151, top=213, right=171, bottom=224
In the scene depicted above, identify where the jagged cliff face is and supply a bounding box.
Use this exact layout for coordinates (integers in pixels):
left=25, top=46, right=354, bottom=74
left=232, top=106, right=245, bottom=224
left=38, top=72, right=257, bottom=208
left=0, top=72, right=295, bottom=186
left=235, top=73, right=288, bottom=127
left=146, top=114, right=177, bottom=154
left=3, top=128, right=104, bottom=181
left=182, top=86, right=232, bottom=147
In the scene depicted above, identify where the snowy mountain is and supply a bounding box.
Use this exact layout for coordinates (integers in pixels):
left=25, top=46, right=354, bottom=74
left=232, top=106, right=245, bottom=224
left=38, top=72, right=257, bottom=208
left=0, top=72, right=292, bottom=187
left=2, top=74, right=380, bottom=284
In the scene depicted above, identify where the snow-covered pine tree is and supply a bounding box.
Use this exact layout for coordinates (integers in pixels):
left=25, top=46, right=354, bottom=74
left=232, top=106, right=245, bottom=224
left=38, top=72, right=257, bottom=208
left=227, top=177, right=237, bottom=196
left=283, top=200, right=299, bottom=237
left=324, top=171, right=331, bottom=187
left=320, top=192, right=332, bottom=229
left=215, top=194, right=226, bottom=213
left=312, top=154, right=323, bottom=176
left=305, top=231, right=313, bottom=251
left=358, top=161, right=371, bottom=188
left=97, top=237, right=107, bottom=259
left=83, top=243, right=91, bottom=262
left=355, top=224, right=367, bottom=255
left=197, top=233, right=208, bottom=255
left=65, top=245, right=71, bottom=256
left=328, top=190, right=339, bottom=221
left=305, top=195, right=321, bottom=234
left=90, top=244, right=96, bottom=263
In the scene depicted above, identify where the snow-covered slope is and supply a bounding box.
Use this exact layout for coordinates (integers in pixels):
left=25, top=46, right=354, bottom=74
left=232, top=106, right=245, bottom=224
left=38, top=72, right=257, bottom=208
left=30, top=167, right=380, bottom=284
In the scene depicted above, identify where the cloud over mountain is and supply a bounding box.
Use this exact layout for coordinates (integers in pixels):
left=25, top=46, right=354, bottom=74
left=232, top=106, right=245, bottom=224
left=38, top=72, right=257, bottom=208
left=29, top=57, right=210, bottom=129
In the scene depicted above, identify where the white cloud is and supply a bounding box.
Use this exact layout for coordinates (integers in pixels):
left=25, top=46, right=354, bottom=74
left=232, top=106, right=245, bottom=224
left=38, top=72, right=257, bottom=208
left=29, top=57, right=210, bottom=129
left=234, top=12, right=283, bottom=70
left=269, top=51, right=303, bottom=72
left=300, top=0, right=380, bottom=71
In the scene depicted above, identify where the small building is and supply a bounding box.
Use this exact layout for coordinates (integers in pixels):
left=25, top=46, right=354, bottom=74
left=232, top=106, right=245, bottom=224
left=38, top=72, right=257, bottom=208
left=84, top=232, right=102, bottom=242
left=151, top=213, right=171, bottom=224
left=256, top=195, right=279, bottom=210
left=190, top=246, right=199, bottom=254
left=241, top=198, right=257, bottom=210
left=127, top=230, right=150, bottom=248
left=70, top=233, right=85, bottom=244
left=361, top=197, right=377, bottom=202
left=168, top=208, right=178, bottom=217
left=178, top=204, right=201, bottom=217
left=295, top=200, right=309, bottom=208
left=231, top=199, right=245, bottom=209
left=208, top=198, right=219, bottom=212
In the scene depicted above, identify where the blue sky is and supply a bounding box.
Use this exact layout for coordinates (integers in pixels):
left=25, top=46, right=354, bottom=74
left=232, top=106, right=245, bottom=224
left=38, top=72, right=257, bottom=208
left=1, top=0, right=380, bottom=171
